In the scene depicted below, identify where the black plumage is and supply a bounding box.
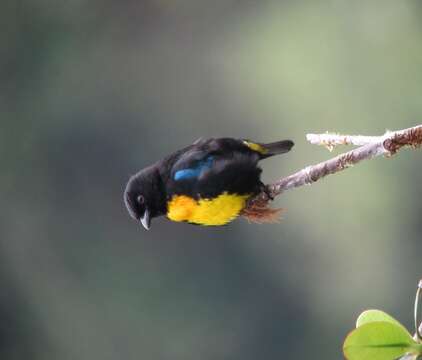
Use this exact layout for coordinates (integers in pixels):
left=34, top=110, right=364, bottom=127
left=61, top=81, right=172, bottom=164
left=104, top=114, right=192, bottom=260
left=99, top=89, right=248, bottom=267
left=124, top=137, right=293, bottom=229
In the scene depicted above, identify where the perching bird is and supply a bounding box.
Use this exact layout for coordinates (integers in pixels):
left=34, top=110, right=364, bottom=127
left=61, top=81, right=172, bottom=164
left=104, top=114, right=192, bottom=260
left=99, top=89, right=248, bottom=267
left=124, top=137, right=294, bottom=229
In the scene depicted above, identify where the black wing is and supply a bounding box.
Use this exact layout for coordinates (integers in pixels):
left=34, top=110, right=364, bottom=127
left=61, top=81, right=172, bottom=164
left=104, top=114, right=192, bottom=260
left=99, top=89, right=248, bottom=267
left=167, top=138, right=262, bottom=199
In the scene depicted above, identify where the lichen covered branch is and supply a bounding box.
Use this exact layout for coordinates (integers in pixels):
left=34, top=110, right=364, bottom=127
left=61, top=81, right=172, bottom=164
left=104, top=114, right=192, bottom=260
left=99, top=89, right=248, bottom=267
left=242, top=125, right=422, bottom=222
left=306, top=133, right=383, bottom=149
left=307, top=125, right=422, bottom=152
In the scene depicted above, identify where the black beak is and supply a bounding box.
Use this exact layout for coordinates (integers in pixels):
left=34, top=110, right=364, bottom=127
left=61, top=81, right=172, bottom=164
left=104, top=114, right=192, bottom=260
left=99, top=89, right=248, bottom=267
left=140, top=209, right=151, bottom=230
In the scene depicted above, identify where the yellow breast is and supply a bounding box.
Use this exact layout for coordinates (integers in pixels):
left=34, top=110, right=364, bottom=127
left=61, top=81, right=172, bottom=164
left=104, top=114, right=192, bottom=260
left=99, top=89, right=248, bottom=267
left=166, top=193, right=251, bottom=226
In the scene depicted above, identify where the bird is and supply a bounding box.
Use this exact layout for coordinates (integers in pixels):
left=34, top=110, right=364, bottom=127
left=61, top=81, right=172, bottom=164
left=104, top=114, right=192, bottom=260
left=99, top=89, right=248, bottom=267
left=124, top=137, right=294, bottom=229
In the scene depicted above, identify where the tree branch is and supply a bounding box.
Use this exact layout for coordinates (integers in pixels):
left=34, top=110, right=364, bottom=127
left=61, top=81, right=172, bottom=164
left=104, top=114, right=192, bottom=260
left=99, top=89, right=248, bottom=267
left=242, top=125, right=422, bottom=222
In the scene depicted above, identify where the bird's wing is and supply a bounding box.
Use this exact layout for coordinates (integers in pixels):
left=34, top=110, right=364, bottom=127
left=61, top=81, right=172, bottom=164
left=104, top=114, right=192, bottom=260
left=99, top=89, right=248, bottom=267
left=168, top=138, right=261, bottom=198
left=171, top=148, right=215, bottom=181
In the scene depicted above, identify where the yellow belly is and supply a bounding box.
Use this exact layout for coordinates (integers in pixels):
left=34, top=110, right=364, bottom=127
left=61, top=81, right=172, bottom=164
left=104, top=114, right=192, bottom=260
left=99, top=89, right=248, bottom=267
left=166, top=193, right=251, bottom=226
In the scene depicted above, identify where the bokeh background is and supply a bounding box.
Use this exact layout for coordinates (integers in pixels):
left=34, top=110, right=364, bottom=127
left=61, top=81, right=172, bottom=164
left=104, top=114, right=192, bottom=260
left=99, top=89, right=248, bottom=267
left=3, top=1, right=422, bottom=359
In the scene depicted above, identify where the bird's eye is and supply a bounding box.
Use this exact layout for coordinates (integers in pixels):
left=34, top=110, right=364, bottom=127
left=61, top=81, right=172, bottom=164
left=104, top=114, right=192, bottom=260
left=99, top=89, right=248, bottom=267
left=137, top=195, right=145, bottom=204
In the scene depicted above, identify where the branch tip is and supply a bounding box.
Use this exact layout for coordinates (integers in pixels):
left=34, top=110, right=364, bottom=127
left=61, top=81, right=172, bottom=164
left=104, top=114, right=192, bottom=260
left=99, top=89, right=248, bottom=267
left=243, top=125, right=421, bottom=217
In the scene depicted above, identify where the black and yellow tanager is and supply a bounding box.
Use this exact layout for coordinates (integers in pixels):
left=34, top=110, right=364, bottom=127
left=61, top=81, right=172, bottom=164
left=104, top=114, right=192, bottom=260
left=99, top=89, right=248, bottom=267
left=124, top=137, right=293, bottom=229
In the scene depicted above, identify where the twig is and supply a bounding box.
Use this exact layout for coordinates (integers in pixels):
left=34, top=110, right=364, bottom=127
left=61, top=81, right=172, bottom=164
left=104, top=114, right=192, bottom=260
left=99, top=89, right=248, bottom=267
left=307, top=126, right=422, bottom=150
left=242, top=125, right=422, bottom=221
left=307, top=133, right=385, bottom=150
left=415, top=279, right=422, bottom=342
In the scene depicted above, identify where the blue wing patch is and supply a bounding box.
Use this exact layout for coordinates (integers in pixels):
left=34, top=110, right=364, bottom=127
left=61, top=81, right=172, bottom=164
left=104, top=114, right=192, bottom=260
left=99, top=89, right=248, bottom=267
left=174, top=156, right=214, bottom=181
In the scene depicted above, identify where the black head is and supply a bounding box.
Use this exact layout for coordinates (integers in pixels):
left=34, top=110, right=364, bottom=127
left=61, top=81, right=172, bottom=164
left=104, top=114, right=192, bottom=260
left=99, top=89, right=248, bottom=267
left=124, top=165, right=166, bottom=230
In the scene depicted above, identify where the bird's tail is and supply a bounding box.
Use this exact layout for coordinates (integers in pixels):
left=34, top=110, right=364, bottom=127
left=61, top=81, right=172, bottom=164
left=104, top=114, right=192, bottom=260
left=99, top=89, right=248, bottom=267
left=252, top=139, right=294, bottom=159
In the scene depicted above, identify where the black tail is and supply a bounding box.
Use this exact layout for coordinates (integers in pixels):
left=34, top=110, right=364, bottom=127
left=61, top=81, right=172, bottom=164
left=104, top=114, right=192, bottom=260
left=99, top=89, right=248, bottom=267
left=259, top=140, right=294, bottom=159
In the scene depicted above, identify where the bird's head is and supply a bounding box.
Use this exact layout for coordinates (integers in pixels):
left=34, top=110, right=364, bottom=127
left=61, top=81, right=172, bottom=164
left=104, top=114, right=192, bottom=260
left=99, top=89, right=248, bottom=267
left=124, top=166, right=165, bottom=230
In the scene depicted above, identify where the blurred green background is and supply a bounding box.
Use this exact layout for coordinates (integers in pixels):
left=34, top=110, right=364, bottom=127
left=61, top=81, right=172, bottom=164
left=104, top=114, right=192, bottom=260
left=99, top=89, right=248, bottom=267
left=2, top=0, right=422, bottom=359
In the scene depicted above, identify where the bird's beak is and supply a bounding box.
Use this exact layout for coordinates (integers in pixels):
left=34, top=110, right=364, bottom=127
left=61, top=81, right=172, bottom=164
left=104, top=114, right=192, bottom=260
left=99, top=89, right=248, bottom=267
left=140, top=209, right=151, bottom=230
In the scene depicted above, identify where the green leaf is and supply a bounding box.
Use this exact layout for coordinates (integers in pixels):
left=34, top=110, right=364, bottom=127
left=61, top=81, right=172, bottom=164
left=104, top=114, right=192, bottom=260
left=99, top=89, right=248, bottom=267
left=343, top=321, right=421, bottom=360
left=397, top=354, right=419, bottom=360
left=356, top=309, right=409, bottom=333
